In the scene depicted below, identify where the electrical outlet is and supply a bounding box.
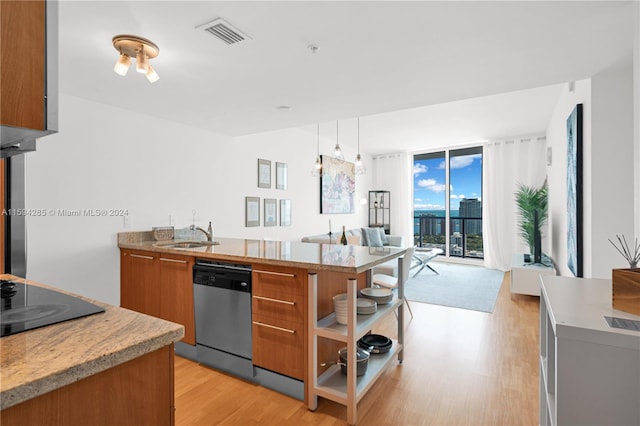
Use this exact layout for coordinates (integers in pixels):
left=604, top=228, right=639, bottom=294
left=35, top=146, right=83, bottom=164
left=124, top=216, right=133, bottom=228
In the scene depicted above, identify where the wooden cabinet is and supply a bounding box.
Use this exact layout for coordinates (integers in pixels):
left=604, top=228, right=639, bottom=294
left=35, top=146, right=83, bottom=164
left=120, top=249, right=195, bottom=345
left=159, top=254, right=195, bottom=345
left=1, top=0, right=57, bottom=156
left=1, top=345, right=175, bottom=426
left=0, top=0, right=46, bottom=131
left=251, top=265, right=307, bottom=381
left=121, top=249, right=160, bottom=317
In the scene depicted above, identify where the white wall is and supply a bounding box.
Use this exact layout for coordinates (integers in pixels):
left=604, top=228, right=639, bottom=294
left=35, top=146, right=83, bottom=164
left=25, top=94, right=372, bottom=305
left=590, top=62, right=635, bottom=277
left=635, top=1, right=640, bottom=236
left=546, top=60, right=635, bottom=278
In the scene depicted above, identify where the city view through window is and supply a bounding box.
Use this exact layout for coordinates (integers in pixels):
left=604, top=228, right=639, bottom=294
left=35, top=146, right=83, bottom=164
left=413, top=147, right=483, bottom=258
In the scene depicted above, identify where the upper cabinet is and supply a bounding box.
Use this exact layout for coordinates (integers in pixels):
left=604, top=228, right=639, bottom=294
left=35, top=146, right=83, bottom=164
left=1, top=0, right=58, bottom=158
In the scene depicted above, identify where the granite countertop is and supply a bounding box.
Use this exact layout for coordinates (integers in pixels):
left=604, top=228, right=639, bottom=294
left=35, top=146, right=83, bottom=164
left=118, top=232, right=406, bottom=274
left=0, top=275, right=184, bottom=410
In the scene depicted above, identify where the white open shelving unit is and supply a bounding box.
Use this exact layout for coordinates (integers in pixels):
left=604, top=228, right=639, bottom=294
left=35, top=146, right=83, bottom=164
left=307, top=258, right=405, bottom=425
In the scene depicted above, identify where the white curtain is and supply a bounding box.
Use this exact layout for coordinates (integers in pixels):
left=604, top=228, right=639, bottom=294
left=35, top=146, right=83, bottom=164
left=372, top=153, right=412, bottom=245
left=483, top=135, right=547, bottom=271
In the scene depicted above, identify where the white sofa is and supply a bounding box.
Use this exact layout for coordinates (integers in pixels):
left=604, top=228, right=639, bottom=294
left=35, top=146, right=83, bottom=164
left=301, top=227, right=405, bottom=276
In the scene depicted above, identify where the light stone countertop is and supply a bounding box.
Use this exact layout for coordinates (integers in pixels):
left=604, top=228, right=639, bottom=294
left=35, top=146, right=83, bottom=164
left=0, top=275, right=184, bottom=410
left=118, top=233, right=406, bottom=274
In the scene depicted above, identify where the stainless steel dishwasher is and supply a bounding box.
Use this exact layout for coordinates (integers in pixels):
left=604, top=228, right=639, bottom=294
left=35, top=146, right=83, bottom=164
left=193, top=259, right=253, bottom=381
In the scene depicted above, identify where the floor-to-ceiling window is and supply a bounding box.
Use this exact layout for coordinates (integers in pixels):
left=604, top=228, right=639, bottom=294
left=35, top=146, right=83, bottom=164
left=413, top=146, right=483, bottom=259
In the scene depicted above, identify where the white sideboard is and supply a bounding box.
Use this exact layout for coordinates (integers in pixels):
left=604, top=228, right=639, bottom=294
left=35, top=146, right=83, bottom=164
left=539, top=276, right=640, bottom=426
left=510, top=253, right=555, bottom=296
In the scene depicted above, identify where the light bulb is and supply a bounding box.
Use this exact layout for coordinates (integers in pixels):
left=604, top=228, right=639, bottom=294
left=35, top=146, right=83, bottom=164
left=113, top=54, right=131, bottom=76
left=136, top=51, right=149, bottom=73
left=311, top=157, right=322, bottom=177
left=355, top=154, right=366, bottom=175
left=333, top=143, right=344, bottom=160
left=145, top=64, right=159, bottom=83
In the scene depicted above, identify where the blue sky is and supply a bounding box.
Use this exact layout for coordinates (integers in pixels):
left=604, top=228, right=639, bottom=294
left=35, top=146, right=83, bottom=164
left=413, top=153, right=482, bottom=211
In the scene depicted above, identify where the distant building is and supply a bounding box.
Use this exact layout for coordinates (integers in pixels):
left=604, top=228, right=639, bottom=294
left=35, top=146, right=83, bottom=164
left=459, top=198, right=482, bottom=234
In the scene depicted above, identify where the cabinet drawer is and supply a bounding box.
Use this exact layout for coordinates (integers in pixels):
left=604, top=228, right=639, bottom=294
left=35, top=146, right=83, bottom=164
left=252, top=313, right=305, bottom=380
left=252, top=293, right=303, bottom=323
left=252, top=266, right=304, bottom=297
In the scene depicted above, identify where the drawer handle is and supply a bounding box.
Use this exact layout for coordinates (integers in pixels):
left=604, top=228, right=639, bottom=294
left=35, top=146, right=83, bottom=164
left=254, top=269, right=296, bottom=278
left=253, top=321, right=295, bottom=334
left=160, top=257, right=188, bottom=264
left=130, top=254, right=155, bottom=260
left=253, top=295, right=295, bottom=306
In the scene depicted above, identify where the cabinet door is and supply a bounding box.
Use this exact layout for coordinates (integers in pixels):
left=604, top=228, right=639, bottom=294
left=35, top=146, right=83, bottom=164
left=120, top=250, right=160, bottom=317
left=251, top=265, right=307, bottom=380
left=0, top=0, right=46, bottom=130
left=252, top=313, right=305, bottom=380
left=159, top=254, right=195, bottom=345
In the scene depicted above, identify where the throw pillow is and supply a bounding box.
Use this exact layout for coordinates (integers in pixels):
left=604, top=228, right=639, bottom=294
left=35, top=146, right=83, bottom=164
left=378, top=228, right=388, bottom=245
left=361, top=227, right=383, bottom=247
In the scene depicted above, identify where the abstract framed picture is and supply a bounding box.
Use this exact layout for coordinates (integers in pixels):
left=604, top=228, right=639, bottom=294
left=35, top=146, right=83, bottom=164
left=320, top=155, right=355, bottom=214
left=264, top=198, right=277, bottom=227
left=566, top=104, right=583, bottom=277
left=258, top=159, right=271, bottom=188
left=245, top=196, right=260, bottom=227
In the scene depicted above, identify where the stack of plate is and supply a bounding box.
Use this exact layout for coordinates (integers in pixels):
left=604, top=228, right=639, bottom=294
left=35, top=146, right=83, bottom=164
left=359, top=287, right=393, bottom=305
left=332, top=293, right=349, bottom=325
left=357, top=298, right=377, bottom=315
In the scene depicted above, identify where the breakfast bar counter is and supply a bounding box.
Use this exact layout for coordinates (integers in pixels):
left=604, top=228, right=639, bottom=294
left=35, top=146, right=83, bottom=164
left=118, top=233, right=405, bottom=274
left=0, top=275, right=184, bottom=425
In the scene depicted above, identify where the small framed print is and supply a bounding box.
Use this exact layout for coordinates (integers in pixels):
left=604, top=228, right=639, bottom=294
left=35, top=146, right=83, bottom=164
left=258, top=159, right=271, bottom=188
left=245, top=197, right=260, bottom=227
left=276, top=162, right=288, bottom=190
left=264, top=198, right=277, bottom=227
left=280, top=199, right=291, bottom=226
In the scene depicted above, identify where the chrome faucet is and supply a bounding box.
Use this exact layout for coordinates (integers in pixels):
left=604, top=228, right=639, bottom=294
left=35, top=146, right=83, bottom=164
left=191, top=221, right=213, bottom=242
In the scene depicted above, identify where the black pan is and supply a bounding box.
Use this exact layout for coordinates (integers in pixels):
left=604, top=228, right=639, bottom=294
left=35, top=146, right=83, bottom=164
left=358, top=334, right=392, bottom=354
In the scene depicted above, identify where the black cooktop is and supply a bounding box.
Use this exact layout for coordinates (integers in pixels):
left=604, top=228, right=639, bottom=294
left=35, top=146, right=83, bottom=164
left=0, top=280, right=105, bottom=337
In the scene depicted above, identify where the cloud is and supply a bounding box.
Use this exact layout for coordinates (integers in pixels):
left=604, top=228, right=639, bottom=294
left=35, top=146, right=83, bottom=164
left=417, top=178, right=447, bottom=193
left=413, top=163, right=428, bottom=175
left=451, top=194, right=466, bottom=200
left=450, top=154, right=481, bottom=169
left=436, top=154, right=481, bottom=170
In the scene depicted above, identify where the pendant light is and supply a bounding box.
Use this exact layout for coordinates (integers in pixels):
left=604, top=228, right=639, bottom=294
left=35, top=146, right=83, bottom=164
left=311, top=123, right=322, bottom=177
left=354, top=117, right=366, bottom=175
left=333, top=121, right=344, bottom=160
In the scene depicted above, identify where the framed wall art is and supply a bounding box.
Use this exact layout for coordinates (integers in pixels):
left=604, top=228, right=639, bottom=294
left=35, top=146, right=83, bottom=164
left=566, top=104, right=583, bottom=277
left=258, top=159, right=271, bottom=188
left=320, top=155, right=356, bottom=214
left=264, top=198, right=277, bottom=227
left=245, top=196, right=260, bottom=227
left=280, top=199, right=291, bottom=226
left=276, top=162, right=288, bottom=190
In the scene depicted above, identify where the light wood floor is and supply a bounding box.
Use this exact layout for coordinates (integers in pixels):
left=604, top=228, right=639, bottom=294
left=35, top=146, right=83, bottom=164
left=174, top=272, right=540, bottom=425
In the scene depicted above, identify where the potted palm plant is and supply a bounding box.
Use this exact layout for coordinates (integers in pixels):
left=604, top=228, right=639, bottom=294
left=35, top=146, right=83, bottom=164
left=515, top=180, right=548, bottom=255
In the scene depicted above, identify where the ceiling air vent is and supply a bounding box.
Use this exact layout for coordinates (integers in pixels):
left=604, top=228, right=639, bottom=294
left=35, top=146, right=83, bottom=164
left=198, top=18, right=251, bottom=45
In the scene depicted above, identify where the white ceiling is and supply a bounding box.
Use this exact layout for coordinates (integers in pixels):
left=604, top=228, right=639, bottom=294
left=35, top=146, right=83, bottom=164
left=58, top=1, right=634, bottom=154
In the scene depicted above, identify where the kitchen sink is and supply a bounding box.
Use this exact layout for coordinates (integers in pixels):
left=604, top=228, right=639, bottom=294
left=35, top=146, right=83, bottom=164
left=154, top=241, right=219, bottom=249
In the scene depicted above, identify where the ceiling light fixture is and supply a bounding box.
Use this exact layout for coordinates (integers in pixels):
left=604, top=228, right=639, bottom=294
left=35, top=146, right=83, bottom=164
left=354, top=117, right=366, bottom=175
left=333, top=121, right=344, bottom=161
left=112, top=35, right=160, bottom=83
left=311, top=123, right=322, bottom=177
